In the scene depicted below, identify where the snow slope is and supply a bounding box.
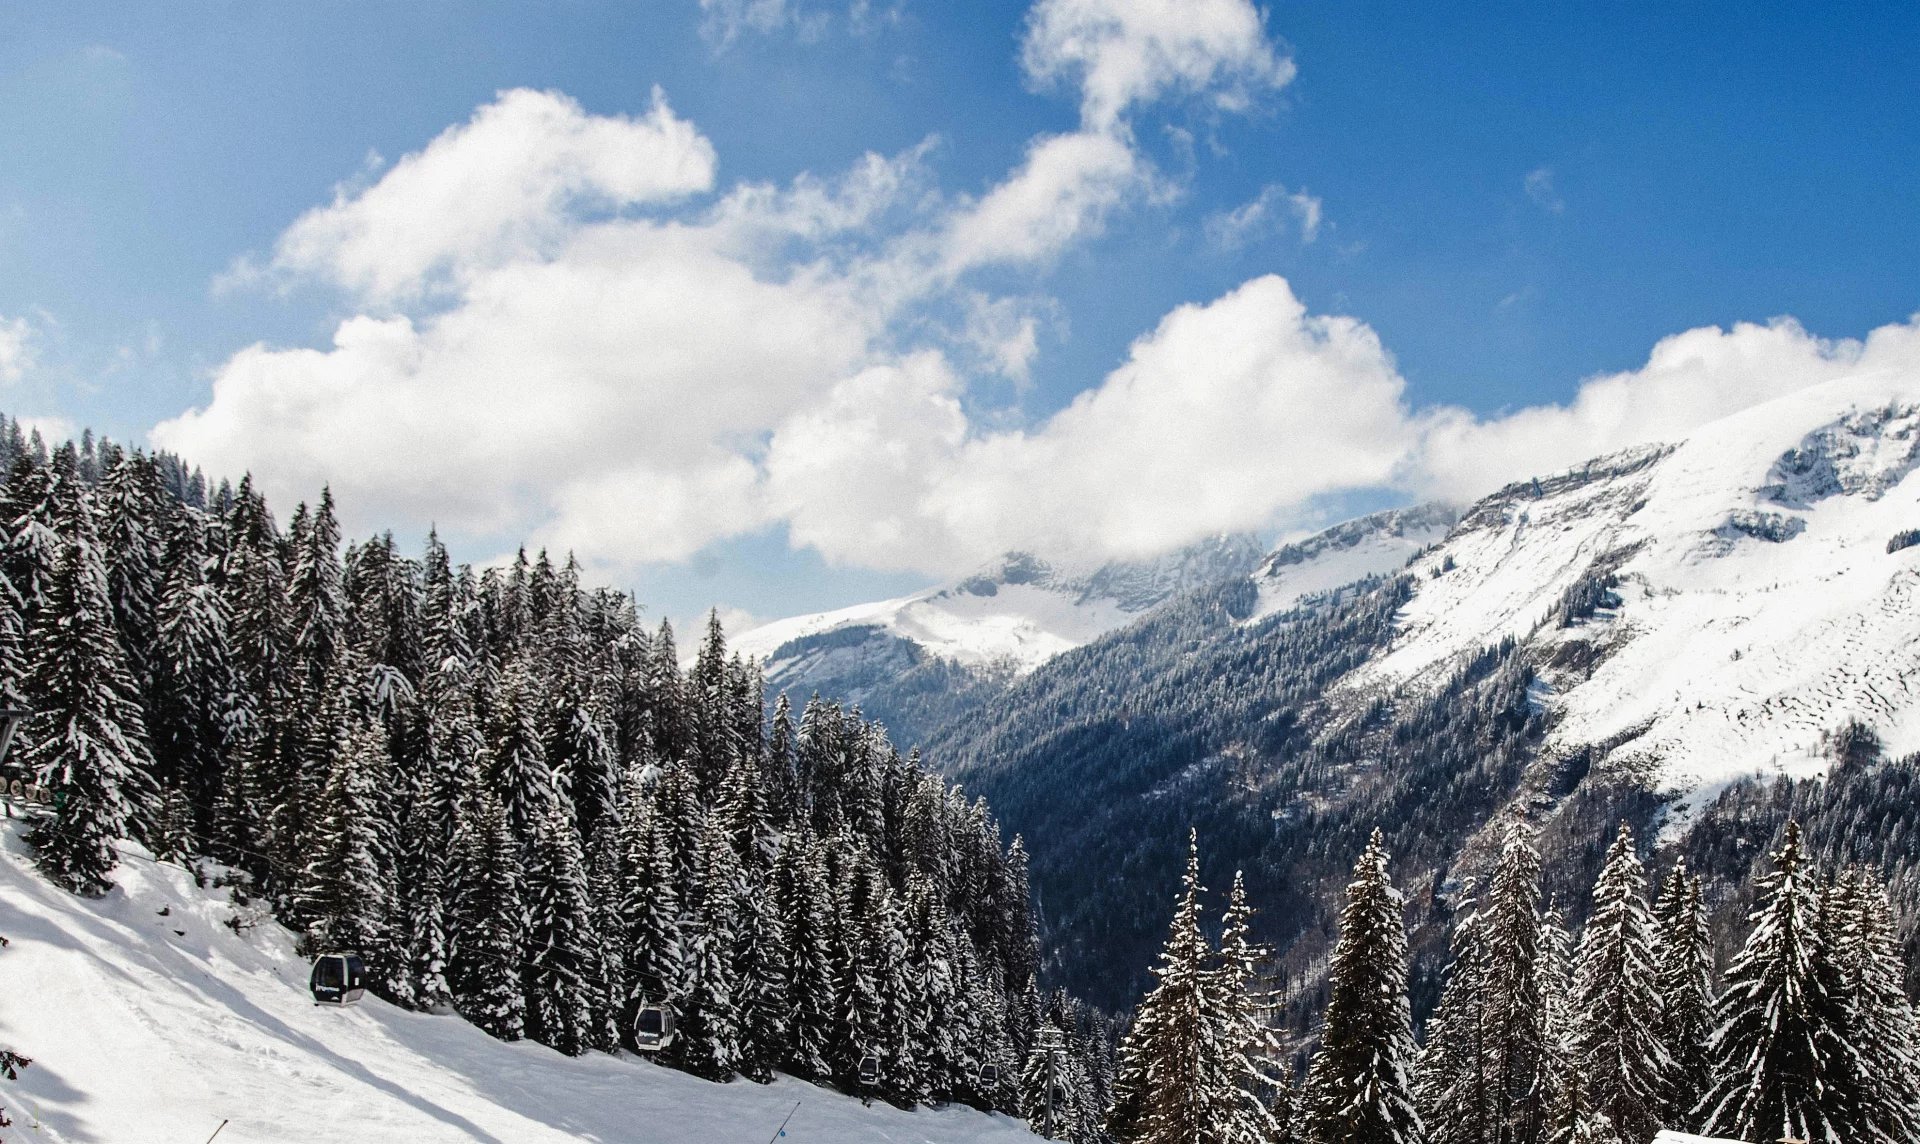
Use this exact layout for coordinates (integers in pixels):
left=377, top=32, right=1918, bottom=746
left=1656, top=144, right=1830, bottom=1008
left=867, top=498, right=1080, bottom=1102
left=737, top=534, right=1266, bottom=678
left=0, top=824, right=1028, bottom=1144
left=1246, top=504, right=1455, bottom=622
left=1340, top=371, right=1920, bottom=819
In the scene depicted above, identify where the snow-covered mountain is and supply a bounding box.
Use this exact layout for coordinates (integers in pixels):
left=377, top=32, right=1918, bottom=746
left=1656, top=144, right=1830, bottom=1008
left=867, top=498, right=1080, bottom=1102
left=733, top=533, right=1267, bottom=743
left=1340, top=373, right=1920, bottom=819
left=738, top=533, right=1269, bottom=676
left=920, top=367, right=1920, bottom=1007
left=0, top=823, right=1028, bottom=1144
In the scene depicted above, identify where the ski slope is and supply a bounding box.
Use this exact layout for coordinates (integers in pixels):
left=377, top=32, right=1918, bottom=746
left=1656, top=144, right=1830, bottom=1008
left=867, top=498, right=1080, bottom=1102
left=0, top=823, right=1030, bottom=1144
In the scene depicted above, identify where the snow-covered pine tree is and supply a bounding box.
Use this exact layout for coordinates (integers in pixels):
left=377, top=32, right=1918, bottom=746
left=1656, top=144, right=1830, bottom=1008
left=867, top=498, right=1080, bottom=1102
left=22, top=466, right=158, bottom=895
left=1484, top=827, right=1551, bottom=1144
left=296, top=705, right=393, bottom=965
left=150, top=510, right=240, bottom=841
left=582, top=820, right=627, bottom=1054
left=520, top=802, right=596, bottom=1057
left=729, top=842, right=789, bottom=1083
left=1567, top=823, right=1668, bottom=1144
left=1699, top=820, right=1860, bottom=1143
left=1413, top=904, right=1491, bottom=1144
left=448, top=790, right=526, bottom=1041
left=1650, top=862, right=1713, bottom=1131
left=667, top=817, right=743, bottom=1080
left=1218, top=870, right=1284, bottom=1144
left=618, top=774, right=686, bottom=1051
left=773, top=824, right=836, bottom=1079
left=493, top=660, right=559, bottom=847
left=1, top=451, right=62, bottom=640
left=1301, top=828, right=1422, bottom=1144
left=95, top=449, right=167, bottom=709
left=1828, top=866, right=1920, bottom=1144
left=1106, top=831, right=1233, bottom=1144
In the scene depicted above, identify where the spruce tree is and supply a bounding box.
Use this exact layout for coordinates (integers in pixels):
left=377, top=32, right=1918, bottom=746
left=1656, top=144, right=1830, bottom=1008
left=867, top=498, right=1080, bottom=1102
left=296, top=710, right=393, bottom=963
left=1699, top=821, right=1859, bottom=1143
left=22, top=475, right=157, bottom=895
left=1106, top=831, right=1233, bottom=1144
left=668, top=818, right=744, bottom=1080
left=448, top=791, right=526, bottom=1041
left=774, top=825, right=836, bottom=1079
left=521, top=803, right=596, bottom=1056
left=1829, top=867, right=1920, bottom=1144
left=1650, top=862, right=1714, bottom=1131
left=1567, top=823, right=1667, bottom=1144
left=1218, top=871, right=1284, bottom=1144
left=1302, top=829, right=1422, bottom=1144
left=1484, top=827, right=1551, bottom=1144
left=1414, top=905, right=1491, bottom=1144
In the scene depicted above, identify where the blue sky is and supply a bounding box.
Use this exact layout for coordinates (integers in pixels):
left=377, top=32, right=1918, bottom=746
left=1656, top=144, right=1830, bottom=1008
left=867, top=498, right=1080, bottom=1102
left=2, top=1, right=1917, bottom=629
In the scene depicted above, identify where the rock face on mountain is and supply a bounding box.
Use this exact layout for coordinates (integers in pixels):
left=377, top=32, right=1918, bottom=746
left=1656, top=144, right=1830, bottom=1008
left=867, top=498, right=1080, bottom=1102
left=910, top=372, right=1920, bottom=1009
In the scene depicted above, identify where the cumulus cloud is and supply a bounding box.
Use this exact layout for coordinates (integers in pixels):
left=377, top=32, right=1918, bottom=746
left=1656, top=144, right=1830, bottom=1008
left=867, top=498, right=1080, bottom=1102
left=1021, top=0, right=1295, bottom=131
left=269, top=87, right=716, bottom=304
left=1204, top=182, right=1322, bottom=248
left=0, top=314, right=33, bottom=384
left=154, top=9, right=1907, bottom=583
left=1410, top=316, right=1920, bottom=501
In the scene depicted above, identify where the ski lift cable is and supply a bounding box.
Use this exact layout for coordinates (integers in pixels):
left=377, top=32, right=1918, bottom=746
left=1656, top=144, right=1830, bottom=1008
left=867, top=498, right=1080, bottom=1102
left=764, top=1099, right=801, bottom=1144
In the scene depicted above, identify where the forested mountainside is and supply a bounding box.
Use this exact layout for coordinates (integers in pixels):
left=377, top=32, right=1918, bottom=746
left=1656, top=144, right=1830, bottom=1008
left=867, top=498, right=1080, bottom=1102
left=734, top=535, right=1268, bottom=749
left=927, top=371, right=1920, bottom=1014
left=0, top=415, right=1117, bottom=1121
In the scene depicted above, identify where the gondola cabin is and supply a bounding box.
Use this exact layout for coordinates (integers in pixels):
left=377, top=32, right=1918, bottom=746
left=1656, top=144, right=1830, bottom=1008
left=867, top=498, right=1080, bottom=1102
left=633, top=1003, right=677, bottom=1051
left=858, top=1053, right=882, bottom=1085
left=309, top=953, right=367, bottom=1005
left=979, top=1064, right=1000, bottom=1088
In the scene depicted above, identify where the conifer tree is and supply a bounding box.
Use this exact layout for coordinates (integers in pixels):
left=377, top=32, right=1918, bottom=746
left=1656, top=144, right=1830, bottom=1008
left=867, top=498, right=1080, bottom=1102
left=619, top=778, right=686, bottom=1047
left=1484, top=828, right=1551, bottom=1144
left=1302, top=829, right=1421, bottom=1144
left=22, top=474, right=157, bottom=895
left=1828, top=867, right=1920, bottom=1144
left=669, top=818, right=744, bottom=1080
left=1568, top=823, right=1667, bottom=1144
left=521, top=803, right=596, bottom=1056
left=774, top=826, right=836, bottom=1079
left=1699, top=821, right=1859, bottom=1143
left=297, top=710, right=393, bottom=963
left=1218, top=871, right=1284, bottom=1144
left=448, top=791, right=526, bottom=1041
left=1650, top=862, right=1713, bottom=1130
left=151, top=511, right=239, bottom=838
left=1414, top=905, right=1491, bottom=1144
left=1106, top=831, right=1233, bottom=1144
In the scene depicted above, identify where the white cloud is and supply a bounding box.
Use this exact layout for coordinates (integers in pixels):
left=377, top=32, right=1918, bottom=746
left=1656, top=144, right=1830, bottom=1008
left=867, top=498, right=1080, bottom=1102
left=1021, top=0, right=1295, bottom=131
left=0, top=314, right=33, bottom=384
left=1524, top=165, right=1564, bottom=214
left=269, top=87, right=716, bottom=304
left=699, top=0, right=832, bottom=46
left=161, top=13, right=1912, bottom=582
left=1410, top=316, right=1920, bottom=502
left=1205, top=182, right=1322, bottom=248
left=939, top=130, right=1144, bottom=274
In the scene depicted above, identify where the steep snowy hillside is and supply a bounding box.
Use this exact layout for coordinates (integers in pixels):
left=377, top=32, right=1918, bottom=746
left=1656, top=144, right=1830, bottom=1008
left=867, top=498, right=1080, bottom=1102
left=1247, top=504, right=1455, bottom=622
left=0, top=825, right=1027, bottom=1144
left=1348, top=373, right=1920, bottom=820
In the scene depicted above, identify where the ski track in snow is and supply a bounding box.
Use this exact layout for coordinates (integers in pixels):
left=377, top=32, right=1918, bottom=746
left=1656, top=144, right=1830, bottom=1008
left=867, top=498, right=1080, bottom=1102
left=0, top=824, right=1029, bottom=1144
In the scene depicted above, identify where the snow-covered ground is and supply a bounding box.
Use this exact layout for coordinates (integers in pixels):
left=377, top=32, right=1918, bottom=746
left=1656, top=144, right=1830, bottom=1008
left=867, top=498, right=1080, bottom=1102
left=0, top=823, right=1030, bottom=1144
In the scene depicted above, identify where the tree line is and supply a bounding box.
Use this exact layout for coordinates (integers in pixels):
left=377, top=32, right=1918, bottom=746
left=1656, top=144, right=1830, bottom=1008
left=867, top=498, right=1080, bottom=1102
left=1110, top=822, right=1920, bottom=1144
left=0, top=425, right=1112, bottom=1114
